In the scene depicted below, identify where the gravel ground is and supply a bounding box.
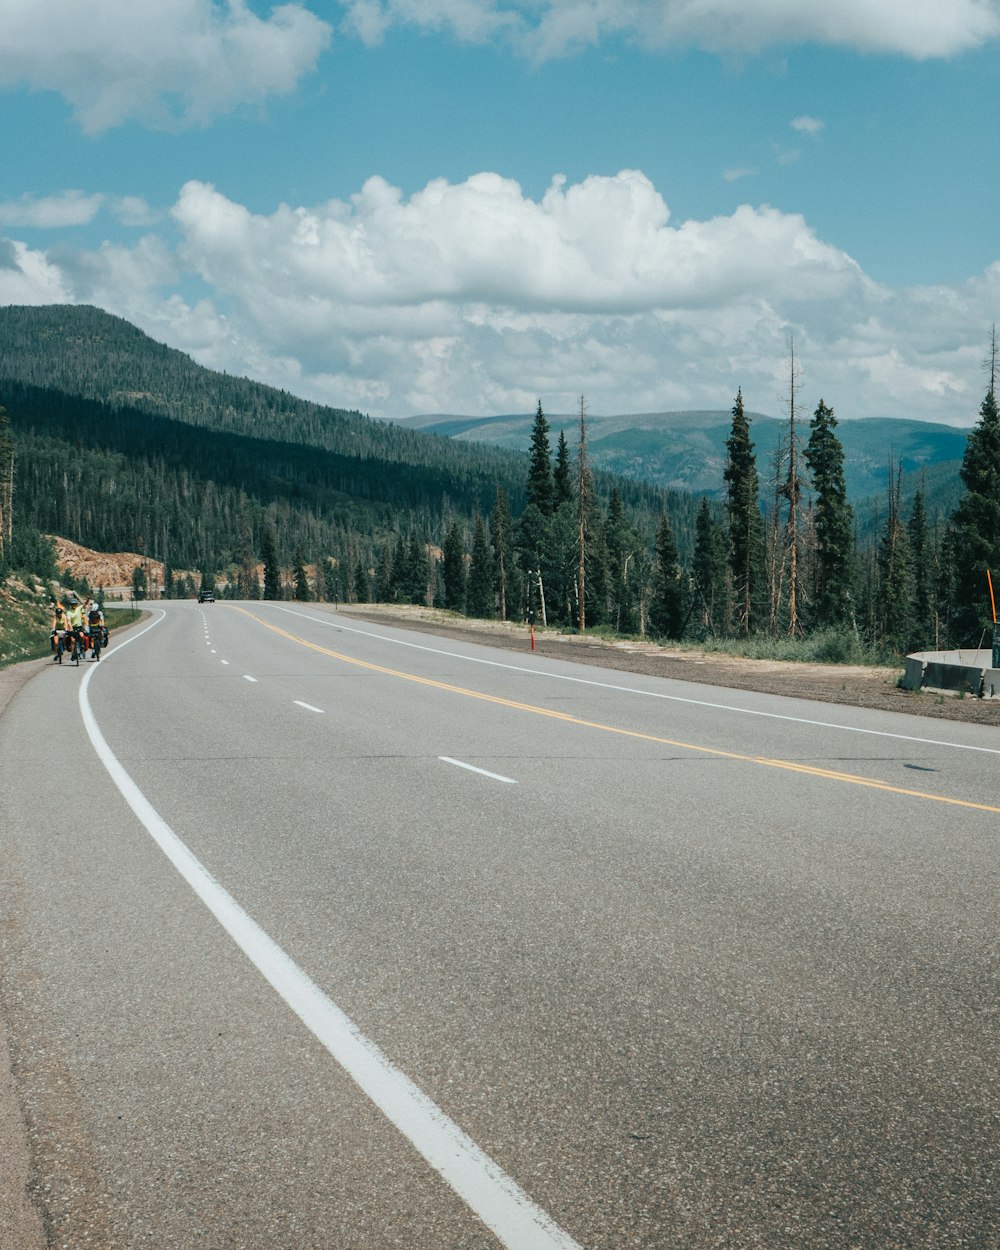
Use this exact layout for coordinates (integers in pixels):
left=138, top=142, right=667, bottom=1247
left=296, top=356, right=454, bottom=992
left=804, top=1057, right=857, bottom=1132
left=337, top=604, right=1000, bottom=727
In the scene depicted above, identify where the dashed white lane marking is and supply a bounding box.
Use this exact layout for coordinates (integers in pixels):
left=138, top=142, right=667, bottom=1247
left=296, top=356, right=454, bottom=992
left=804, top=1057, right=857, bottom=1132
left=78, top=616, right=581, bottom=1250
left=294, top=700, right=325, bottom=714
left=439, top=757, right=518, bottom=784
left=243, top=675, right=258, bottom=683
left=269, top=605, right=1000, bottom=758
left=221, top=660, right=230, bottom=666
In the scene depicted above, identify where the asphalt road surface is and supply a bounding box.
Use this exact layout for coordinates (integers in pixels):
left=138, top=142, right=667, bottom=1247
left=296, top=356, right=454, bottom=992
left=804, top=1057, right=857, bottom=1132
left=1, top=601, right=997, bottom=1249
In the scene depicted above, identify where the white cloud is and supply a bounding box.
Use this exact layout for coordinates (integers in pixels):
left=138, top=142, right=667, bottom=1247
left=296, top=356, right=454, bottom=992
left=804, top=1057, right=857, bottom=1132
left=172, top=171, right=868, bottom=318
left=7, top=172, right=999, bottom=425
left=339, top=0, right=1000, bottom=60
left=0, top=0, right=332, bottom=133
left=0, top=238, right=75, bottom=303
left=0, top=191, right=105, bottom=229
left=791, top=115, right=824, bottom=135
left=110, top=197, right=159, bottom=228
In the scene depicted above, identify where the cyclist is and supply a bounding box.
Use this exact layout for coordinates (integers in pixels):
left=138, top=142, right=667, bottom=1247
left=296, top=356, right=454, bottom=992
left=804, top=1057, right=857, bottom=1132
left=50, top=601, right=69, bottom=660
left=85, top=597, right=106, bottom=659
left=66, top=596, right=85, bottom=659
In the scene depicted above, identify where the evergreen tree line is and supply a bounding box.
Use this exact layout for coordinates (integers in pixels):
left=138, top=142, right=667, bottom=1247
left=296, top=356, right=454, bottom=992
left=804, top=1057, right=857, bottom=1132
left=399, top=383, right=1000, bottom=656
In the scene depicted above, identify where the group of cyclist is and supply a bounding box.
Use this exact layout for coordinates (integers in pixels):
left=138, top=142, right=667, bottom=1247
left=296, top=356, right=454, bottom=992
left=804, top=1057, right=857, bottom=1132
left=50, top=594, right=107, bottom=662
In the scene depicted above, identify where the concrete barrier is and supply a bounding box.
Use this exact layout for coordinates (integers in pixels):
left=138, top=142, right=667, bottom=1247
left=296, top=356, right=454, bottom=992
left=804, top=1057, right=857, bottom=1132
left=901, top=656, right=925, bottom=691
left=905, top=648, right=993, bottom=697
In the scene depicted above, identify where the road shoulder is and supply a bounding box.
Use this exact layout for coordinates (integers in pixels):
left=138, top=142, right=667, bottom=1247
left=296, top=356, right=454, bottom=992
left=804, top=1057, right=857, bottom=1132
left=0, top=657, right=48, bottom=1250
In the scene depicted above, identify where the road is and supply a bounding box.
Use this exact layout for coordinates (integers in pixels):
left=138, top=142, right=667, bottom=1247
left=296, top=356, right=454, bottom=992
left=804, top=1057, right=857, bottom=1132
left=1, top=600, right=997, bottom=1249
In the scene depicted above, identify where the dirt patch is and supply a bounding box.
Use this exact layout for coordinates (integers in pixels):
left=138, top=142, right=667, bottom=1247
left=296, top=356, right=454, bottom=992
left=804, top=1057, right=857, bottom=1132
left=50, top=536, right=155, bottom=592
left=337, top=604, right=1000, bottom=727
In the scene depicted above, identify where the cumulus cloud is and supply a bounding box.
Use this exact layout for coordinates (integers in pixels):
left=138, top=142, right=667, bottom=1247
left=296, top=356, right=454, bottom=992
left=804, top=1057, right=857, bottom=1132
left=0, top=191, right=105, bottom=229
left=791, top=115, right=824, bottom=135
left=340, top=0, right=1000, bottom=59
left=0, top=238, right=75, bottom=303
left=0, top=0, right=332, bottom=133
left=7, top=171, right=999, bottom=424
left=172, top=171, right=868, bottom=317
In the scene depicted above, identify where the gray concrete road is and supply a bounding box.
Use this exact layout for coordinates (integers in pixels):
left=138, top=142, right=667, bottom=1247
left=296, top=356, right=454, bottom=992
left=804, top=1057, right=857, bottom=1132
left=1, top=601, right=997, bottom=1248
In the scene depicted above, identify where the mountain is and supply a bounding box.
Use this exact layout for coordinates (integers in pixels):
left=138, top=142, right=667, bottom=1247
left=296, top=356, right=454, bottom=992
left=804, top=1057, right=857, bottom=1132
left=0, top=305, right=672, bottom=574
left=390, top=409, right=970, bottom=517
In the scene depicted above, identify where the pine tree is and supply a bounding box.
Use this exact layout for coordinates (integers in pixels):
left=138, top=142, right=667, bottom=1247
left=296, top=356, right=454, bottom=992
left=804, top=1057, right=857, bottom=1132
left=466, top=515, right=494, bottom=618
left=949, top=382, right=1000, bottom=643
left=293, top=549, right=311, bottom=601
left=515, top=503, right=548, bottom=618
left=390, top=533, right=408, bottom=603
left=553, top=429, right=573, bottom=508
left=406, top=532, right=429, bottom=605
left=491, top=485, right=513, bottom=621
left=805, top=399, right=854, bottom=629
left=605, top=488, right=641, bottom=633
left=526, top=401, right=554, bottom=516
left=442, top=520, right=466, bottom=611
left=354, top=559, right=371, bottom=603
left=878, top=467, right=912, bottom=652
left=724, top=389, right=765, bottom=635
left=376, top=544, right=393, bottom=603
left=261, top=526, right=281, bottom=600
left=907, top=489, right=933, bottom=650
left=691, top=498, right=728, bottom=637
left=649, top=511, right=686, bottom=639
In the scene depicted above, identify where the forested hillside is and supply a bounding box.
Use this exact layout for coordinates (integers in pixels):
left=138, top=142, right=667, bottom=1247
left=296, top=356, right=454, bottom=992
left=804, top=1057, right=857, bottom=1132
left=0, top=305, right=687, bottom=588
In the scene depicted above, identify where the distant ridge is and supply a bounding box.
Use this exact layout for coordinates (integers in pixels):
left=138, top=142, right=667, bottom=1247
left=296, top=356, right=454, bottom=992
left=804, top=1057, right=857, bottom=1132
left=389, top=408, right=969, bottom=512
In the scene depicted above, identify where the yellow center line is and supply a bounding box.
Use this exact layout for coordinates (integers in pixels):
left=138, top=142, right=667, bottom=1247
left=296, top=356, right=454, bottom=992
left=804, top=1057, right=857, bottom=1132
left=234, top=607, right=1000, bottom=816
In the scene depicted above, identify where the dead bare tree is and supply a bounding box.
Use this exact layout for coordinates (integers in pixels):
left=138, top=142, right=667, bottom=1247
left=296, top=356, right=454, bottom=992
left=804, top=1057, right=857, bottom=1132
left=577, top=395, right=590, bottom=631
left=781, top=338, right=804, bottom=636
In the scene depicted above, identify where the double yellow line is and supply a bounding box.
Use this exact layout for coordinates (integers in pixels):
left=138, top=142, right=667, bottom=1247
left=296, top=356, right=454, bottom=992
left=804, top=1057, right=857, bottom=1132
left=236, top=608, right=1000, bottom=816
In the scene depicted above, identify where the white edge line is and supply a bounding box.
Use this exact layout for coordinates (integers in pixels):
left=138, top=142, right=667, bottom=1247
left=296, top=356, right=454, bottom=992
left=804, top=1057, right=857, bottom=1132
left=294, top=700, right=325, bottom=714
left=268, top=604, right=1000, bottom=758
left=78, top=629, right=578, bottom=1250
left=440, top=757, right=518, bottom=785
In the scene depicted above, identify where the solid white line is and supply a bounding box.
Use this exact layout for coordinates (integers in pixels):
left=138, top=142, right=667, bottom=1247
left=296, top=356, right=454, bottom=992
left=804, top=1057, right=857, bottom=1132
left=294, top=700, right=325, bottom=714
left=78, top=629, right=578, bottom=1250
left=268, top=605, right=1000, bottom=757
left=439, top=757, right=518, bottom=784
left=243, top=675, right=258, bottom=683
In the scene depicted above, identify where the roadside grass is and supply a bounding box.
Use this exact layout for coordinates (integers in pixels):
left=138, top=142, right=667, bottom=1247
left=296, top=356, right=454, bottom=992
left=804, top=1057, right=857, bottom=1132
left=697, top=626, right=899, bottom=667
left=573, top=622, right=898, bottom=668
left=0, top=581, right=54, bottom=668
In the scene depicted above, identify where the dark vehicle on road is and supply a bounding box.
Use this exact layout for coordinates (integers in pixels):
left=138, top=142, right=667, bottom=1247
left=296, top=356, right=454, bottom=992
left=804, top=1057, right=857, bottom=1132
left=198, top=589, right=215, bottom=603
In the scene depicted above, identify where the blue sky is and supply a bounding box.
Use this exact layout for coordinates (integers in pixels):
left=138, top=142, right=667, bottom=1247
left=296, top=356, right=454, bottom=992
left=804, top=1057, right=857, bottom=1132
left=1, top=1, right=998, bottom=425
